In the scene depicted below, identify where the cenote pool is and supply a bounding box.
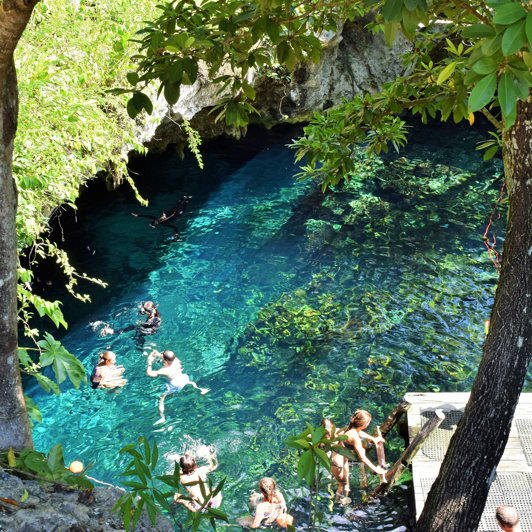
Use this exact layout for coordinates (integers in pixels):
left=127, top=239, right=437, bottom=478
left=27, top=123, right=526, bottom=530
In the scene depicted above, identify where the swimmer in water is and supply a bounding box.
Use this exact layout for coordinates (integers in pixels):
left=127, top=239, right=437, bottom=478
left=239, top=477, right=293, bottom=528
left=132, top=195, right=192, bottom=240
left=173, top=451, right=222, bottom=511
left=90, top=351, right=127, bottom=389
left=116, top=301, right=161, bottom=347
left=146, top=350, right=209, bottom=424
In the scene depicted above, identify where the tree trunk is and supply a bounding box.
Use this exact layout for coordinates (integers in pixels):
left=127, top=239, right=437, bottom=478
left=0, top=0, right=40, bottom=451
left=416, top=92, right=532, bottom=531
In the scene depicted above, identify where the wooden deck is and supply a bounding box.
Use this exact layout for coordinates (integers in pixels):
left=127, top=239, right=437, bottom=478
left=405, top=392, right=532, bottom=532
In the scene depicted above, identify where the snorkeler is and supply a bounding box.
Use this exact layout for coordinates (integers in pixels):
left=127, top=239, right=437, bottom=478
left=146, top=350, right=209, bottom=424
left=132, top=195, right=192, bottom=240
left=114, top=301, right=161, bottom=347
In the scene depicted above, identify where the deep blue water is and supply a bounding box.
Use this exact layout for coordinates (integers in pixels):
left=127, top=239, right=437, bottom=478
left=27, top=124, right=514, bottom=530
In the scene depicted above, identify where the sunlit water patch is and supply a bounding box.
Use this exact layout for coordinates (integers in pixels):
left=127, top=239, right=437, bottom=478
left=28, top=124, right=516, bottom=530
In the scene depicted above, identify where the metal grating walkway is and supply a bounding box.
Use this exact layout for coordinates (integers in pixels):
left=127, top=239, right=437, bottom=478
left=420, top=409, right=463, bottom=460
left=516, top=418, right=532, bottom=466
left=406, top=392, right=532, bottom=531
left=421, top=473, right=532, bottom=532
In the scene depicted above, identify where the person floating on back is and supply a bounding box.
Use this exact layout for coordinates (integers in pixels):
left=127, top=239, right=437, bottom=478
left=341, top=409, right=387, bottom=482
left=173, top=451, right=222, bottom=511
left=145, top=349, right=209, bottom=424
left=496, top=505, right=522, bottom=532
left=132, top=195, right=192, bottom=240
left=90, top=351, right=127, bottom=389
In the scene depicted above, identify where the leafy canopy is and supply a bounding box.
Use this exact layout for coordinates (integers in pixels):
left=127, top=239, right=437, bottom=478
left=127, top=0, right=531, bottom=190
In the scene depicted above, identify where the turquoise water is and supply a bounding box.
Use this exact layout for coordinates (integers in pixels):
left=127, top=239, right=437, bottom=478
left=28, top=124, right=514, bottom=530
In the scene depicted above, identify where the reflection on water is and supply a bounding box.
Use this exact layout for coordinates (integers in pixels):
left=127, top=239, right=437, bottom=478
left=28, top=124, right=514, bottom=530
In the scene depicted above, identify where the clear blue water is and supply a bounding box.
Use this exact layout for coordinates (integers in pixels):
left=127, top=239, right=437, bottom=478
left=27, top=124, right=517, bottom=530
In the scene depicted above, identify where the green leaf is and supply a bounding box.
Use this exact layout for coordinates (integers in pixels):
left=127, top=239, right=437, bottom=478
left=383, top=0, right=404, bottom=22
left=126, top=72, right=139, bottom=85
left=112, top=492, right=131, bottom=513
left=284, top=437, right=310, bottom=450
left=252, top=16, right=267, bottom=43
left=401, top=6, right=418, bottom=40
left=492, top=2, right=526, bottom=25
left=156, top=474, right=181, bottom=488
left=120, top=480, right=148, bottom=489
left=483, top=146, right=499, bottom=161
left=242, top=80, right=256, bottom=100
left=142, top=437, right=151, bottom=465
left=471, top=56, right=498, bottom=75
left=481, top=35, right=503, bottom=57
left=403, top=0, right=418, bottom=10
left=24, top=452, right=52, bottom=476
left=135, top=92, right=154, bottom=115
left=311, top=426, right=326, bottom=446
left=527, top=12, right=532, bottom=50
left=38, top=333, right=86, bottom=388
left=46, top=443, right=65, bottom=477
left=498, top=72, right=517, bottom=116
left=383, top=21, right=400, bottom=46
left=151, top=439, right=159, bottom=468
left=127, top=98, right=139, bottom=119
left=503, top=100, right=517, bottom=129
left=297, top=450, right=313, bottom=482
left=468, top=72, right=497, bottom=112
left=314, top=447, right=331, bottom=471
left=266, top=18, right=279, bottom=43
left=502, top=19, right=526, bottom=55
left=437, top=62, right=456, bottom=84
left=123, top=497, right=132, bottom=531
left=462, top=24, right=496, bottom=39
left=523, top=50, right=532, bottom=69
left=35, top=373, right=61, bottom=395
left=20, top=489, right=28, bottom=503
left=153, top=491, right=173, bottom=513
left=24, top=395, right=42, bottom=423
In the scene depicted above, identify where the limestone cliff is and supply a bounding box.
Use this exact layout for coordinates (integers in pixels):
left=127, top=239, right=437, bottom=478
left=137, top=20, right=410, bottom=155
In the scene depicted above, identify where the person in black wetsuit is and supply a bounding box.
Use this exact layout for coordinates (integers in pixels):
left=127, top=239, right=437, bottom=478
left=118, top=301, right=162, bottom=347
left=132, top=195, right=192, bottom=240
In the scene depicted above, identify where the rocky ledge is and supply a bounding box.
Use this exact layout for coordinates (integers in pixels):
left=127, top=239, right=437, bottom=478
left=0, top=467, right=173, bottom=532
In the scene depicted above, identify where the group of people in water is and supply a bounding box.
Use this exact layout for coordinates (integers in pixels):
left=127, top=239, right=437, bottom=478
left=89, top=297, right=392, bottom=527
